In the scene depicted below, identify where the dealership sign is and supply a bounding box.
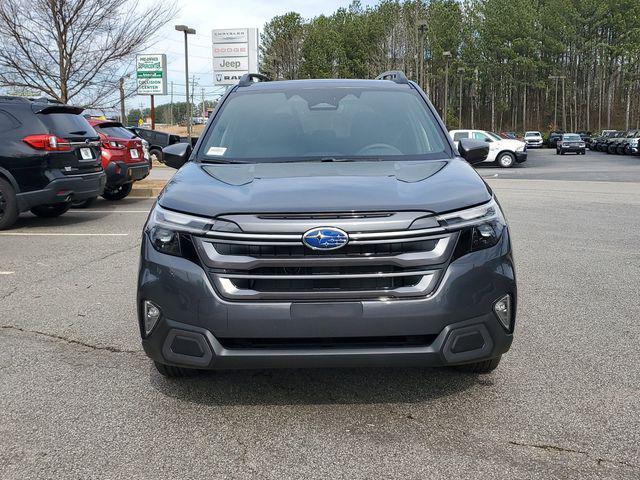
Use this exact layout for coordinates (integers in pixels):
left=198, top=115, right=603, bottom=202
left=136, top=54, right=167, bottom=95
left=212, top=28, right=258, bottom=86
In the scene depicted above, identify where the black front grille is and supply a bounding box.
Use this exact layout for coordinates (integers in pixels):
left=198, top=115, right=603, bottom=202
left=229, top=275, right=422, bottom=292
left=218, top=334, right=438, bottom=350
left=212, top=239, right=439, bottom=258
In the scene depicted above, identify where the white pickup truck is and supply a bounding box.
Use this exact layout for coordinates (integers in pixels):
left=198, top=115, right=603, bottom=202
left=449, top=130, right=527, bottom=168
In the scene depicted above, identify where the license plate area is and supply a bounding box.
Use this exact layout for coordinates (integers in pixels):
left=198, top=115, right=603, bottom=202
left=130, top=149, right=139, bottom=159
left=80, top=148, right=93, bottom=160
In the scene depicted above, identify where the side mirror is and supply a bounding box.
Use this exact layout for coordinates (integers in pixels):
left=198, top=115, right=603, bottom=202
left=458, top=138, right=489, bottom=165
left=163, top=142, right=192, bottom=169
left=485, top=138, right=492, bottom=142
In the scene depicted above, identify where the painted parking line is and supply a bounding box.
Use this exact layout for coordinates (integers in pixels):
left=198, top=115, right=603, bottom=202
left=69, top=210, right=150, bottom=213
left=0, top=233, right=129, bottom=236
left=0, top=271, right=15, bottom=275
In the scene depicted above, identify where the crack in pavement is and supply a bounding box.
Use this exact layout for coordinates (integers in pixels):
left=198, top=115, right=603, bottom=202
left=508, top=441, right=639, bottom=470
left=0, top=324, right=140, bottom=354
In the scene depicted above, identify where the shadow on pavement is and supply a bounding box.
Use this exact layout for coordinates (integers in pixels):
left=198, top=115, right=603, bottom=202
left=149, top=365, right=481, bottom=406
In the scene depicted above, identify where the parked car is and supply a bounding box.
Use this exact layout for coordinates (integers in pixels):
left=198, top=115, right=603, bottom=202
left=127, top=127, right=182, bottom=163
left=577, top=131, right=592, bottom=147
left=138, top=72, right=516, bottom=377
left=556, top=133, right=586, bottom=155
left=499, top=131, right=517, bottom=139
left=547, top=131, right=564, bottom=148
left=0, top=96, right=106, bottom=230
left=616, top=130, right=640, bottom=155
left=78, top=120, right=150, bottom=204
left=623, top=130, right=640, bottom=155
left=523, top=131, right=543, bottom=148
left=449, top=129, right=527, bottom=167
left=591, top=130, right=617, bottom=151
left=605, top=131, right=626, bottom=153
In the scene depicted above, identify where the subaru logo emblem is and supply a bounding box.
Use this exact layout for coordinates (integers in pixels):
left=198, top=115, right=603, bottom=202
left=302, top=227, right=349, bottom=250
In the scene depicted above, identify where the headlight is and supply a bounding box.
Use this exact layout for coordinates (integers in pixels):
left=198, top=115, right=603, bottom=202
left=437, top=197, right=507, bottom=255
left=630, top=139, right=639, bottom=146
left=145, top=205, right=241, bottom=258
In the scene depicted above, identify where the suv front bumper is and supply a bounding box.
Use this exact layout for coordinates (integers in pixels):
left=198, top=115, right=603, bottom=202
left=138, top=230, right=516, bottom=370
left=16, top=170, right=106, bottom=212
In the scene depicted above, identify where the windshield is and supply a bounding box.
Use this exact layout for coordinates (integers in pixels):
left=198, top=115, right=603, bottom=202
left=563, top=134, right=581, bottom=141
left=525, top=131, right=540, bottom=137
left=487, top=132, right=502, bottom=141
left=38, top=113, right=98, bottom=138
left=198, top=86, right=448, bottom=162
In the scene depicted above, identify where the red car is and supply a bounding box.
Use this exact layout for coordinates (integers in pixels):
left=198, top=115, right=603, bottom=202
left=75, top=119, right=150, bottom=205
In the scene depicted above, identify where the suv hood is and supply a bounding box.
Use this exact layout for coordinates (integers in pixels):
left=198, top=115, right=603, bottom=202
left=158, top=159, right=491, bottom=217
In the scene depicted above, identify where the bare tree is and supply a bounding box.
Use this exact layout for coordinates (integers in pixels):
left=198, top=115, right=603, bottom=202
left=0, top=0, right=176, bottom=105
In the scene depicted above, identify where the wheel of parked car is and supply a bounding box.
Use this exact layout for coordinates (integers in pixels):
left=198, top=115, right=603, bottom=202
left=497, top=152, right=515, bottom=168
left=154, top=361, right=200, bottom=378
left=0, top=178, right=19, bottom=230
left=456, top=356, right=502, bottom=374
left=149, top=148, right=163, bottom=164
left=101, top=182, right=133, bottom=201
left=30, top=202, right=71, bottom=218
left=71, top=197, right=97, bottom=209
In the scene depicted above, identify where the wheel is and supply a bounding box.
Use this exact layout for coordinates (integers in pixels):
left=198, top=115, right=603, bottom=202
left=0, top=178, right=19, bottom=230
left=149, top=148, right=163, bottom=164
left=71, top=196, right=97, bottom=208
left=456, top=356, right=502, bottom=374
left=154, top=361, right=200, bottom=378
left=30, top=202, right=70, bottom=218
left=497, top=152, right=515, bottom=168
left=101, top=182, right=133, bottom=201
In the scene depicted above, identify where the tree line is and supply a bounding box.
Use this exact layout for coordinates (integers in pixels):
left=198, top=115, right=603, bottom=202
left=260, top=0, right=640, bottom=133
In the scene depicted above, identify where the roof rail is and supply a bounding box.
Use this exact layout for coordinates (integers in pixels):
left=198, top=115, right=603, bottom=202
left=375, top=71, right=410, bottom=85
left=238, top=73, right=271, bottom=87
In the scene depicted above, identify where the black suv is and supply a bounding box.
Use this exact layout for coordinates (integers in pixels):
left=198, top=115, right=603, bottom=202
left=0, top=97, right=106, bottom=229
left=127, top=127, right=182, bottom=163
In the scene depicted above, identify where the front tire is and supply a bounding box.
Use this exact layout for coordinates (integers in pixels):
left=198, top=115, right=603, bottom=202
left=456, top=356, right=502, bottom=374
left=154, top=361, right=200, bottom=378
left=102, top=182, right=133, bottom=201
left=30, top=203, right=70, bottom=218
left=497, top=152, right=515, bottom=168
left=0, top=178, right=19, bottom=230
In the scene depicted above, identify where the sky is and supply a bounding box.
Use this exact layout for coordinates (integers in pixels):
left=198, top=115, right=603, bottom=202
left=129, top=0, right=378, bottom=112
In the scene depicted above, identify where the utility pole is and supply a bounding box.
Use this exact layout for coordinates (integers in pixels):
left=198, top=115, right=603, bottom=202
left=190, top=75, right=196, bottom=126
left=175, top=24, right=196, bottom=140
left=417, top=21, right=428, bottom=93
left=457, top=67, right=464, bottom=129
left=548, top=75, right=565, bottom=130
left=442, top=51, right=452, bottom=125
left=169, top=81, right=174, bottom=126
left=561, top=76, right=566, bottom=131
left=201, top=88, right=205, bottom=119
left=119, top=77, right=126, bottom=124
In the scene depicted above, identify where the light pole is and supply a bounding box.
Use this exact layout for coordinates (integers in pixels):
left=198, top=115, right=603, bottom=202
left=549, top=75, right=565, bottom=130
left=175, top=24, right=196, bottom=140
left=457, top=66, right=464, bottom=128
left=417, top=20, right=428, bottom=93
left=442, top=51, right=452, bottom=125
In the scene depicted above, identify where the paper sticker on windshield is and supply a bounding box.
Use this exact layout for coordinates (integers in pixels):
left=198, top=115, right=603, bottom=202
left=206, top=147, right=227, bottom=156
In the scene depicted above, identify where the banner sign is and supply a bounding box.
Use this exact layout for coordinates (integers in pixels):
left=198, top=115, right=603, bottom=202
left=136, top=54, right=167, bottom=95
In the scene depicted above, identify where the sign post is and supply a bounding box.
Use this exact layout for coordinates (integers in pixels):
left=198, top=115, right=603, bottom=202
left=136, top=54, right=167, bottom=130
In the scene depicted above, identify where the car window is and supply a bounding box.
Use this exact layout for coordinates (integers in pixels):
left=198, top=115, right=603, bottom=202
left=96, top=125, right=136, bottom=139
left=473, top=132, right=492, bottom=142
left=563, top=134, right=581, bottom=141
left=452, top=131, right=468, bottom=141
left=199, top=87, right=448, bottom=161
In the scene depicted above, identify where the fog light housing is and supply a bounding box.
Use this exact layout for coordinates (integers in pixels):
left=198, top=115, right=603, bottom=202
left=143, top=300, right=161, bottom=336
left=493, top=294, right=512, bottom=331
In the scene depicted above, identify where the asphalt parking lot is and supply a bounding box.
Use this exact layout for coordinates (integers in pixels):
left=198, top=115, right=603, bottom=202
left=1, top=149, right=639, bottom=479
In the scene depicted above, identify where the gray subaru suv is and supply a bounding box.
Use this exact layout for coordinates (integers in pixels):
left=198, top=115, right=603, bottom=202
left=138, top=72, right=516, bottom=377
